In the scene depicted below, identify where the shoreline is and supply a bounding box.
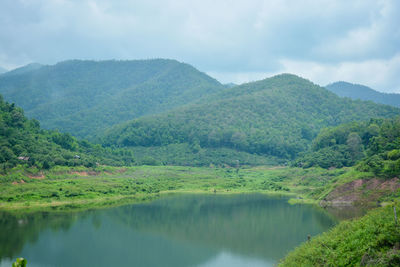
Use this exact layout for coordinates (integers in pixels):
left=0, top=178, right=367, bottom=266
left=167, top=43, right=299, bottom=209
left=0, top=165, right=389, bottom=213
left=0, top=189, right=307, bottom=213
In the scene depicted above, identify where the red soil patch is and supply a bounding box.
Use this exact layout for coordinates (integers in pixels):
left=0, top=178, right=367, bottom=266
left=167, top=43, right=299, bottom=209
left=12, top=179, right=26, bottom=185
left=116, top=168, right=127, bottom=174
left=70, top=171, right=99, bottom=176
left=321, top=177, right=400, bottom=206
left=28, top=173, right=45, bottom=179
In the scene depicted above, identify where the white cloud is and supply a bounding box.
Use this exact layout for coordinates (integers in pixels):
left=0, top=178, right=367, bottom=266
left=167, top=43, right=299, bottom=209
left=0, top=0, right=399, bottom=92
left=275, top=54, right=400, bottom=93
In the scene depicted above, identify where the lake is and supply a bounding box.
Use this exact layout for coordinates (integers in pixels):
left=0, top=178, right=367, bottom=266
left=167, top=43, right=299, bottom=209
left=0, top=194, right=337, bottom=267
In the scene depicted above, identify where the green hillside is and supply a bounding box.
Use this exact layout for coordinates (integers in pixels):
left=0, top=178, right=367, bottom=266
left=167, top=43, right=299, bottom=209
left=0, top=94, right=133, bottom=172
left=102, top=74, right=400, bottom=162
left=326, top=81, right=400, bottom=108
left=0, top=59, right=224, bottom=139
left=279, top=203, right=400, bottom=267
left=294, top=117, right=400, bottom=176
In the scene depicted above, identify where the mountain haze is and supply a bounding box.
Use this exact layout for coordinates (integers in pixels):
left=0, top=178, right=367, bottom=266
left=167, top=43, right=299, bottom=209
left=326, top=81, right=400, bottom=108
left=0, top=59, right=225, bottom=139
left=1, top=63, right=43, bottom=77
left=0, top=67, right=7, bottom=74
left=102, top=74, right=400, bottom=160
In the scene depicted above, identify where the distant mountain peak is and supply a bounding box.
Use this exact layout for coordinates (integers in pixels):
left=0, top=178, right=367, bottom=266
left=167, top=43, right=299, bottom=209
left=3, top=63, right=44, bottom=76
left=326, top=81, right=400, bottom=108
left=0, top=66, right=8, bottom=74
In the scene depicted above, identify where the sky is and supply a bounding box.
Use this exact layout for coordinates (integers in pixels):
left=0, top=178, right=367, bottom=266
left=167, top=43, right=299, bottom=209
left=0, top=0, right=399, bottom=93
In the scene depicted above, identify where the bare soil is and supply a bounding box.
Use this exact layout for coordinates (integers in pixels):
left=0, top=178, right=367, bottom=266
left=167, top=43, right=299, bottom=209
left=321, top=177, right=400, bottom=207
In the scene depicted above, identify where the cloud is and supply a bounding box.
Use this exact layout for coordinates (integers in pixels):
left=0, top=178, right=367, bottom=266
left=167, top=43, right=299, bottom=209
left=276, top=54, right=400, bottom=93
left=0, top=0, right=399, bottom=92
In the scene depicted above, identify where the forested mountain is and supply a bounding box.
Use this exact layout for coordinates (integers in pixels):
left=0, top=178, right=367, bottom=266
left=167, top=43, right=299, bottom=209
left=0, top=59, right=224, bottom=139
left=0, top=94, right=133, bottom=172
left=0, top=63, right=43, bottom=77
left=294, top=117, right=400, bottom=177
left=102, top=74, right=400, bottom=161
left=326, top=81, right=400, bottom=108
left=223, top=83, right=237, bottom=88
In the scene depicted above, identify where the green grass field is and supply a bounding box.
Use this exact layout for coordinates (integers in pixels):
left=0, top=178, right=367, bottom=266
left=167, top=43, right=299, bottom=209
left=0, top=165, right=358, bottom=212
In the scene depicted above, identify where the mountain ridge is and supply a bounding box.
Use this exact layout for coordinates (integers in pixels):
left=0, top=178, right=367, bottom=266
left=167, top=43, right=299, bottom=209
left=326, top=81, right=400, bottom=108
left=0, top=59, right=225, bottom=139
left=102, top=74, right=400, bottom=161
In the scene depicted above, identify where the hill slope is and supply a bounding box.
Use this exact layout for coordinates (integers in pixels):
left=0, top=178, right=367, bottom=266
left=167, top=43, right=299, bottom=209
left=0, top=59, right=224, bottom=139
left=294, top=117, right=400, bottom=175
left=102, top=74, right=400, bottom=161
left=326, top=81, right=400, bottom=108
left=279, top=203, right=400, bottom=267
left=0, top=94, right=133, bottom=171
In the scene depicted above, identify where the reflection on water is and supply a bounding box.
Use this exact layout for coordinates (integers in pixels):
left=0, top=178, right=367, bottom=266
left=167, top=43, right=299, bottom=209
left=1, top=194, right=338, bottom=267
left=324, top=205, right=369, bottom=221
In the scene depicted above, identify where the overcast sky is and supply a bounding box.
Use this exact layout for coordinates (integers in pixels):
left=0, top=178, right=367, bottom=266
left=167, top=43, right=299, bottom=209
left=1, top=0, right=399, bottom=92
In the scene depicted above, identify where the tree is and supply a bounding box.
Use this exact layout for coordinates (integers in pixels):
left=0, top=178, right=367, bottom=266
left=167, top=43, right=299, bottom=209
left=346, top=132, right=363, bottom=163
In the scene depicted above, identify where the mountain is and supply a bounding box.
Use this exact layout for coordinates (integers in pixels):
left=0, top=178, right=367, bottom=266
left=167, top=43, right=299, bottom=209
left=0, top=59, right=225, bottom=139
left=326, top=81, right=400, bottom=108
left=102, top=74, right=400, bottom=162
left=1, top=63, right=43, bottom=77
left=223, top=83, right=237, bottom=88
left=0, top=94, right=133, bottom=171
left=0, top=67, right=7, bottom=74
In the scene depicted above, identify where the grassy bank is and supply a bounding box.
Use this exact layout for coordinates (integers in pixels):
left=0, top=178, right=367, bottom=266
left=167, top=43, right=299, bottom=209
left=0, top=165, right=357, bottom=211
left=279, top=202, right=400, bottom=266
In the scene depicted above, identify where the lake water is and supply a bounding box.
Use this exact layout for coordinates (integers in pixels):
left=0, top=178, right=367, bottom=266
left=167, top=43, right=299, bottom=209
left=0, top=194, right=337, bottom=267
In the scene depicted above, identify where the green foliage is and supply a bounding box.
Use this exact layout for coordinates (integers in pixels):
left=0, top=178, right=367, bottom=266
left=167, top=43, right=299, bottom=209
left=128, top=143, right=281, bottom=167
left=0, top=165, right=350, bottom=210
left=102, top=74, right=399, bottom=161
left=0, top=94, right=134, bottom=172
left=279, top=204, right=400, bottom=267
left=0, top=59, right=224, bottom=139
left=12, top=258, right=27, bottom=267
left=295, top=117, right=400, bottom=178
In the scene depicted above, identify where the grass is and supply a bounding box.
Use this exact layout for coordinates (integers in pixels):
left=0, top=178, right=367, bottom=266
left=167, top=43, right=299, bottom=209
left=2, top=164, right=398, bottom=266
left=0, top=165, right=360, bottom=212
left=279, top=202, right=400, bottom=266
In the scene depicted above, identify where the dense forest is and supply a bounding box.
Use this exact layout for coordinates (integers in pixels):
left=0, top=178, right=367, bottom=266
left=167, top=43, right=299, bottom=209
left=102, top=74, right=400, bottom=161
left=0, top=59, right=224, bottom=139
left=1, top=65, right=400, bottom=169
left=326, top=81, right=400, bottom=108
left=294, top=117, right=400, bottom=177
left=0, top=95, right=133, bottom=172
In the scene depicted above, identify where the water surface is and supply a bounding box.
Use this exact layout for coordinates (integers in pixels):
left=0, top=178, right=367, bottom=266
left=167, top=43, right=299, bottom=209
left=0, top=194, right=337, bottom=266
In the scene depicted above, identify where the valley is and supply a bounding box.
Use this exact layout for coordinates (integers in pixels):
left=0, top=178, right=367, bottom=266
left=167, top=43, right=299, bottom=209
left=0, top=60, right=399, bottom=266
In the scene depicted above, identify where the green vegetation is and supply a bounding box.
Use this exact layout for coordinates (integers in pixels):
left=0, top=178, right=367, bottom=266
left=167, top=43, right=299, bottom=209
left=12, top=258, right=27, bottom=267
left=127, top=143, right=282, bottom=166
left=326, top=81, right=400, bottom=108
left=294, top=117, right=400, bottom=178
left=103, top=74, right=399, bottom=163
left=1, top=63, right=399, bottom=266
left=0, top=164, right=361, bottom=211
left=0, top=59, right=224, bottom=139
left=0, top=94, right=134, bottom=172
left=279, top=203, right=400, bottom=267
